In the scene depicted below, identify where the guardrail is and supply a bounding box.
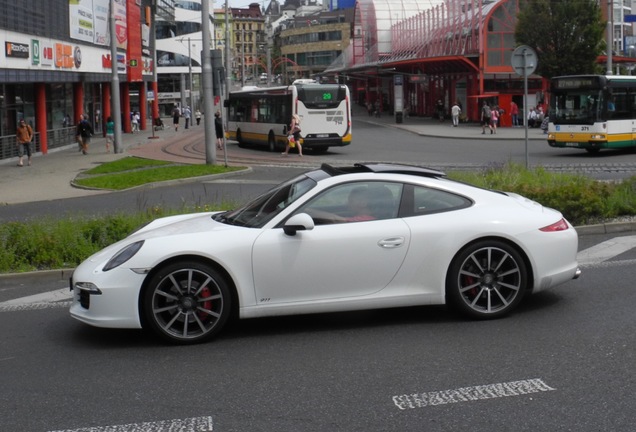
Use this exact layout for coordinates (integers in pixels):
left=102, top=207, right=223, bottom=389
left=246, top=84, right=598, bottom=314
left=0, top=127, right=78, bottom=161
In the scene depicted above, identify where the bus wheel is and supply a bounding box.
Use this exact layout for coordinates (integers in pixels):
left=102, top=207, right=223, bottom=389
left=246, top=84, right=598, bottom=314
left=268, top=133, right=277, bottom=152
left=236, top=130, right=246, bottom=148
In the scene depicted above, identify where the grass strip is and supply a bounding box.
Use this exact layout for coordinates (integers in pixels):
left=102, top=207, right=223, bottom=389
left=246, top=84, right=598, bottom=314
left=75, top=164, right=243, bottom=190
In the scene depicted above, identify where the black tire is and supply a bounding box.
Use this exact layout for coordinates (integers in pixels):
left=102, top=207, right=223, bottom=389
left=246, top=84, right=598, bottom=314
left=142, top=261, right=231, bottom=344
left=446, top=240, right=528, bottom=319
left=236, top=130, right=246, bottom=148
left=268, top=132, right=276, bottom=152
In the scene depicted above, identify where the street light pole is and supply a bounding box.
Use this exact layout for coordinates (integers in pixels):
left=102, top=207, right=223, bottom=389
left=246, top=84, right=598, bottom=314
left=241, top=29, right=245, bottom=87
left=201, top=0, right=215, bottom=163
left=188, top=37, right=193, bottom=110
left=109, top=0, right=123, bottom=153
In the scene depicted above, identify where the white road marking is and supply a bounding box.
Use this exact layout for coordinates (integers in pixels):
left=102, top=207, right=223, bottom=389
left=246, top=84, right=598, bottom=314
left=1, top=287, right=72, bottom=305
left=392, top=378, right=555, bottom=410
left=0, top=288, right=72, bottom=312
left=577, top=234, right=636, bottom=265
left=47, top=416, right=213, bottom=432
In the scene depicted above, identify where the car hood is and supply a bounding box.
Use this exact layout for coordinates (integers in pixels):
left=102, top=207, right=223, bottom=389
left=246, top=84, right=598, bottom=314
left=133, top=212, right=231, bottom=239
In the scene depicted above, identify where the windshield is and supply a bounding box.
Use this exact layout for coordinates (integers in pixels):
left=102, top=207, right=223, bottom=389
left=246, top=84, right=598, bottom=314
left=550, top=89, right=604, bottom=125
left=296, top=85, right=347, bottom=109
left=214, top=175, right=317, bottom=228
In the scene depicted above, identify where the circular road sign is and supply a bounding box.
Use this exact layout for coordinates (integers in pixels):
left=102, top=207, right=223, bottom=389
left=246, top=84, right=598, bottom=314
left=511, top=45, right=538, bottom=76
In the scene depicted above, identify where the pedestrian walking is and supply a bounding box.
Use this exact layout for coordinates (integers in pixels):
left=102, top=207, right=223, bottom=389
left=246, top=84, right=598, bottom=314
left=214, top=111, right=224, bottom=150
left=490, top=106, right=499, bottom=134
left=510, top=101, right=519, bottom=127
left=131, top=111, right=140, bottom=133
left=16, top=119, right=34, bottom=167
left=105, top=116, right=114, bottom=153
left=282, top=114, right=303, bottom=156
left=76, top=114, right=94, bottom=155
left=481, top=101, right=492, bottom=134
left=183, top=106, right=192, bottom=129
left=451, top=102, right=461, bottom=127
left=172, top=105, right=181, bottom=131
left=195, top=109, right=202, bottom=126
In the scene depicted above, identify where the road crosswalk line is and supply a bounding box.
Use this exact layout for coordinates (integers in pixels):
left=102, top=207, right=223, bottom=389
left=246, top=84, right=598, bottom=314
left=577, top=234, right=636, bottom=265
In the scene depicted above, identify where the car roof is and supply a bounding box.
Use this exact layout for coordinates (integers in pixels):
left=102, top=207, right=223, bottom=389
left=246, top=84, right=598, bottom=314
left=319, top=163, right=446, bottom=179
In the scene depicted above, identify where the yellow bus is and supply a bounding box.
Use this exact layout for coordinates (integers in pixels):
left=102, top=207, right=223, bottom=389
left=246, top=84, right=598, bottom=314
left=225, top=82, right=352, bottom=153
left=548, top=75, right=636, bottom=154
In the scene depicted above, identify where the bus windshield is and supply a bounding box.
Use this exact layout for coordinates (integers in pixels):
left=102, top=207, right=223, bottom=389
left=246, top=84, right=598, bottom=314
left=550, top=89, right=604, bottom=125
left=296, top=85, right=347, bottom=109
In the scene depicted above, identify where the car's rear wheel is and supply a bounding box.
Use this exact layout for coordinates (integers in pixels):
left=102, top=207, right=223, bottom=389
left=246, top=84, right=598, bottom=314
left=446, top=240, right=527, bottom=319
left=143, top=261, right=231, bottom=344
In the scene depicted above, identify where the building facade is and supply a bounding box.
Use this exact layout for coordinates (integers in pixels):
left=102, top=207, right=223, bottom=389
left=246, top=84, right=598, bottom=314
left=278, top=9, right=353, bottom=82
left=0, top=0, right=161, bottom=161
left=155, top=0, right=215, bottom=116
left=323, top=0, right=542, bottom=123
left=230, top=3, right=265, bottom=87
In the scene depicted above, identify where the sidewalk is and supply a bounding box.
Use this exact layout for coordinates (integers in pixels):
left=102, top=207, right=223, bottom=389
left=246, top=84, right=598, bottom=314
left=1, top=114, right=547, bottom=206
left=351, top=103, right=548, bottom=141
left=0, top=122, right=198, bottom=205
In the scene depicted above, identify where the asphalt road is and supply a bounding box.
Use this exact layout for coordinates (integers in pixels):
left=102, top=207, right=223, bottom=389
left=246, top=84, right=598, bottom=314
left=1, top=119, right=636, bottom=431
left=1, top=254, right=635, bottom=432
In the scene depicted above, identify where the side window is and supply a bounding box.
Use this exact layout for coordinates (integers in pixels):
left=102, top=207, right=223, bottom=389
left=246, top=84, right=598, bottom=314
left=297, top=182, right=402, bottom=225
left=400, top=184, right=472, bottom=216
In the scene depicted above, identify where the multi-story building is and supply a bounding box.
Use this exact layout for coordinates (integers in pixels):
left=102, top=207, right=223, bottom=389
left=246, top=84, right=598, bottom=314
left=0, top=0, right=162, bottom=161
left=277, top=8, right=353, bottom=83
left=230, top=3, right=265, bottom=87
left=155, top=0, right=214, bottom=116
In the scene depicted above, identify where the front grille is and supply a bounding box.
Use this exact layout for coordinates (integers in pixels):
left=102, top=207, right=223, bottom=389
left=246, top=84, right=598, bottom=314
left=78, top=289, right=91, bottom=309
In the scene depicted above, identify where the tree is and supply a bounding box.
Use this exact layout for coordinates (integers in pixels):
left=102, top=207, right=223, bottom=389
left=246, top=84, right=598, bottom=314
left=515, top=0, right=606, bottom=79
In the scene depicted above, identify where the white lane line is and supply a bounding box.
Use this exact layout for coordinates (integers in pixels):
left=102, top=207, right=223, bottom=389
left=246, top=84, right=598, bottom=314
left=392, top=378, right=555, bottom=410
left=48, top=415, right=213, bottom=432
left=1, top=288, right=72, bottom=305
left=577, top=234, right=636, bottom=265
left=0, top=288, right=72, bottom=312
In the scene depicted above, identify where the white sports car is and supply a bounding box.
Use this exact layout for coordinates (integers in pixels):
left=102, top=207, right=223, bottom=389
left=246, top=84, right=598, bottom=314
left=70, top=163, right=580, bottom=344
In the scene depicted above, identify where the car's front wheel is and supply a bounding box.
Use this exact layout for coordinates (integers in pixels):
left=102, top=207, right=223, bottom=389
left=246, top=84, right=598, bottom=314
left=446, top=241, right=527, bottom=319
left=142, top=261, right=231, bottom=344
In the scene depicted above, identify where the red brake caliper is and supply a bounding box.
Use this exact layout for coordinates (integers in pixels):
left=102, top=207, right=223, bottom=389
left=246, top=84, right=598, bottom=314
left=198, top=286, right=212, bottom=320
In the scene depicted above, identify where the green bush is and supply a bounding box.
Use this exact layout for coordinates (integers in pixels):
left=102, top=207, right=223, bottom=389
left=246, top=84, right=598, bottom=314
left=449, top=163, right=635, bottom=225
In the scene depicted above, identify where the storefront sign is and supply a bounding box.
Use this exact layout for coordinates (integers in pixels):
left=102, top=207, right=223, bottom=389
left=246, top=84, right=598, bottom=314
left=55, top=43, right=75, bottom=69
left=5, top=41, right=29, bottom=59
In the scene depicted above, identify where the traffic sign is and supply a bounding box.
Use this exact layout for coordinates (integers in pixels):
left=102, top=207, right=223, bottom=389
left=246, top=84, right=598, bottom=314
left=511, top=45, right=537, bottom=77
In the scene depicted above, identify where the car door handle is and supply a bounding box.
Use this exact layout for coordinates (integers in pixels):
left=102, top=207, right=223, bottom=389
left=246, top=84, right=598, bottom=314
left=378, top=237, right=405, bottom=248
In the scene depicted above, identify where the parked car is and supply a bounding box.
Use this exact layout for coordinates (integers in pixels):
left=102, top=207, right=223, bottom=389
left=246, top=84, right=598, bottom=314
left=70, top=163, right=580, bottom=344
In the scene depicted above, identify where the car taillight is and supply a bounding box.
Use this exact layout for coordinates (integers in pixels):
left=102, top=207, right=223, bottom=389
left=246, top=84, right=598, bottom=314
left=539, top=218, right=569, bottom=232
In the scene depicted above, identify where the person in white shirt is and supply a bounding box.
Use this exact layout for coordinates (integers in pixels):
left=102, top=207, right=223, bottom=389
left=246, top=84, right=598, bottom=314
left=451, top=102, right=461, bottom=127
left=527, top=107, right=538, bottom=128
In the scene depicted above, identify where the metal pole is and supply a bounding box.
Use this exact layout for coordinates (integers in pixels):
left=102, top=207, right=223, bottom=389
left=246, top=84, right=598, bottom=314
left=241, top=29, right=245, bottom=87
left=523, top=48, right=529, bottom=169
left=266, top=12, right=272, bottom=87
left=109, top=0, right=123, bottom=153
left=188, top=37, right=193, bottom=110
left=202, top=0, right=215, bottom=164
left=607, top=0, right=613, bottom=74
left=223, top=0, right=231, bottom=167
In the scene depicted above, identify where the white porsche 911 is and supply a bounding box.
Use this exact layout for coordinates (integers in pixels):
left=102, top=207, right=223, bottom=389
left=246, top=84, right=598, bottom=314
left=70, top=163, right=580, bottom=344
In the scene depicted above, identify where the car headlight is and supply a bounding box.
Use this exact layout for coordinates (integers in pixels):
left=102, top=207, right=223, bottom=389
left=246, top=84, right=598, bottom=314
left=103, top=240, right=144, bottom=271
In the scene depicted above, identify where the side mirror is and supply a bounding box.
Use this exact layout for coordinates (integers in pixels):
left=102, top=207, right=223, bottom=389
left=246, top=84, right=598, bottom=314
left=283, top=213, right=315, bottom=236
